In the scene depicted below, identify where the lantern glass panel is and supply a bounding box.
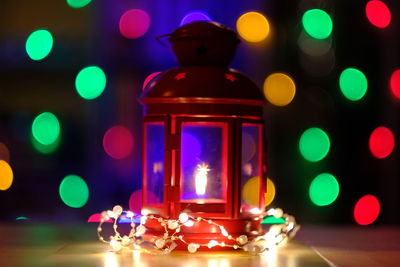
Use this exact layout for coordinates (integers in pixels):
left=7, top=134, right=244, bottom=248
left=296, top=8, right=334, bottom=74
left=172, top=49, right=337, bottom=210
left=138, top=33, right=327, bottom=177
left=180, top=122, right=227, bottom=204
left=241, top=124, right=262, bottom=214
left=144, top=122, right=165, bottom=205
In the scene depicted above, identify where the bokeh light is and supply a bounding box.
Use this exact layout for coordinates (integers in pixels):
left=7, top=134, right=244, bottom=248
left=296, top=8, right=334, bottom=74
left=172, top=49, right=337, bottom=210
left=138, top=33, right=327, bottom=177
left=302, top=9, right=333, bottom=39
left=31, top=134, right=61, bottom=154
left=263, top=73, right=296, bottom=106
left=119, top=9, right=151, bottom=39
left=390, top=69, right=400, bottom=100
left=66, top=0, right=92, bottom=8
left=59, top=174, right=89, bottom=208
left=369, top=126, right=395, bottom=159
left=339, top=68, right=368, bottom=101
left=25, top=29, right=53, bottom=61
left=180, top=11, right=211, bottom=26
left=75, top=66, right=106, bottom=100
left=299, top=127, right=330, bottom=162
left=16, top=217, right=29, bottom=221
left=242, top=176, right=274, bottom=207
left=298, top=31, right=332, bottom=57
left=143, top=72, right=161, bottom=90
left=365, top=0, right=391, bottom=28
left=31, top=112, right=60, bottom=146
left=354, top=195, right=380, bottom=225
left=0, top=142, right=10, bottom=162
left=242, top=176, right=260, bottom=206
left=236, top=12, right=270, bottom=43
left=88, top=213, right=112, bottom=223
left=309, top=173, right=340, bottom=206
left=265, top=178, right=276, bottom=207
left=262, top=216, right=286, bottom=224
left=103, top=126, right=134, bottom=159
left=0, top=160, right=13, bottom=191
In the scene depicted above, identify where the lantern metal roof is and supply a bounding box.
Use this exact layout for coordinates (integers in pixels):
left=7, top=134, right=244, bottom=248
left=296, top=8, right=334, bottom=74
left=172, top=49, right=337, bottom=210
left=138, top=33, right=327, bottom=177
left=140, top=21, right=265, bottom=115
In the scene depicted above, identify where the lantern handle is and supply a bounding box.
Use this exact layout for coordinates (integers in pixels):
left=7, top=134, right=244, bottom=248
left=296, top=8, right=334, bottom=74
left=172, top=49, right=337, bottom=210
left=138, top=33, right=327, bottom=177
left=156, top=34, right=173, bottom=49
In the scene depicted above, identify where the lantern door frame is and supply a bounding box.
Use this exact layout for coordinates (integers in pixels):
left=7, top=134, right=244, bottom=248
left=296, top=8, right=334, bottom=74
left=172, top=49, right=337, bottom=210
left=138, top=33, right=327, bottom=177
left=170, top=116, right=235, bottom=219
left=237, top=119, right=266, bottom=218
left=142, top=116, right=169, bottom=217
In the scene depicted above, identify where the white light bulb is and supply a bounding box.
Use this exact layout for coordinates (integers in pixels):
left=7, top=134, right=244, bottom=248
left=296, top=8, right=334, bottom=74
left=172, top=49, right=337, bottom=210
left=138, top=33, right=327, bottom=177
left=188, top=243, right=199, bottom=253
left=179, top=213, right=189, bottom=223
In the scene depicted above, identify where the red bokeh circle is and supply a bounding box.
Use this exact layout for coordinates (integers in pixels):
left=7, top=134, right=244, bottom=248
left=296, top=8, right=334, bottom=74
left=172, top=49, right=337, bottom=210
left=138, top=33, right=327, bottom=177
left=103, top=125, right=134, bottom=159
left=354, top=195, right=380, bottom=225
left=119, top=9, right=151, bottom=39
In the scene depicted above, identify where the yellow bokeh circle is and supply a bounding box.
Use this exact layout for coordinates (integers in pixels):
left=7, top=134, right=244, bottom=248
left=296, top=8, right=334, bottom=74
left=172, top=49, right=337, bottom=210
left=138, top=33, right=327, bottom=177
left=242, top=176, right=276, bottom=207
left=265, top=178, right=276, bottom=207
left=236, top=12, right=270, bottom=43
left=263, top=73, right=296, bottom=106
left=0, top=160, right=13, bottom=190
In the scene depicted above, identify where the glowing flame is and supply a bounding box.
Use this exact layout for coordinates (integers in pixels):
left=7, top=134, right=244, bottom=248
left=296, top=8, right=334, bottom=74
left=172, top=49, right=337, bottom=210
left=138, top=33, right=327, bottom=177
left=195, top=163, right=210, bottom=196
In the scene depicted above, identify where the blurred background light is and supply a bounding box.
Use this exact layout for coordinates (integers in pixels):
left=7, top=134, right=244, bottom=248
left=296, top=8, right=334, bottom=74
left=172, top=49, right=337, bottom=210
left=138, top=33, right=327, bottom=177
left=0, top=143, right=10, bottom=162
left=390, top=69, right=400, bottom=100
left=369, top=126, right=395, bottom=159
left=242, top=176, right=275, bottom=207
left=236, top=11, right=270, bottom=43
left=0, top=160, right=13, bottom=191
left=300, top=51, right=336, bottom=77
left=59, top=174, right=89, bottom=208
left=180, top=11, right=211, bottom=26
left=354, top=195, right=380, bottom=225
left=31, top=134, right=61, bottom=154
left=66, top=0, right=92, bottom=9
left=265, top=178, right=276, bottom=207
left=88, top=213, right=112, bottom=223
left=302, top=9, right=333, bottom=40
left=365, top=0, right=391, bottom=28
left=262, top=216, right=286, bottom=224
left=309, top=173, right=340, bottom=206
left=31, top=112, right=60, bottom=146
left=299, top=127, right=330, bottom=162
left=339, top=68, right=368, bottom=101
left=103, top=126, right=134, bottom=159
left=263, top=73, right=296, bottom=106
left=16, top=217, right=29, bottom=221
left=143, top=72, right=161, bottom=90
left=119, top=9, right=151, bottom=39
left=75, top=66, right=106, bottom=100
left=25, top=29, right=53, bottom=61
left=298, top=32, right=332, bottom=57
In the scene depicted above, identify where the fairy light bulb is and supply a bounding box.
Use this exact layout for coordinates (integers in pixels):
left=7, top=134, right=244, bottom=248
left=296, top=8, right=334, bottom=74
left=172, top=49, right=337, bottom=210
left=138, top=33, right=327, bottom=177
left=208, top=240, right=218, bottom=248
left=168, top=220, right=179, bottom=230
left=179, top=213, right=189, bottom=223
left=155, top=238, right=165, bottom=248
left=237, top=235, right=248, bottom=245
left=135, top=225, right=146, bottom=236
left=112, top=205, right=123, bottom=216
left=184, top=220, right=194, bottom=227
left=188, top=243, right=199, bottom=253
left=95, top=206, right=297, bottom=254
left=110, top=240, right=122, bottom=251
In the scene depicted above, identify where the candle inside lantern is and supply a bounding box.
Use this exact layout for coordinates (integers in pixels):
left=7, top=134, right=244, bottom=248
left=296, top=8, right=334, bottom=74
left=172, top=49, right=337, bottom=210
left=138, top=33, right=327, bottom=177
left=195, top=163, right=210, bottom=196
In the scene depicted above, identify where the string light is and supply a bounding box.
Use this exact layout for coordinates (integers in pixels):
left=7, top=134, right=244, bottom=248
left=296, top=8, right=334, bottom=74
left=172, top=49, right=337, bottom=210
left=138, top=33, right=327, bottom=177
left=96, top=205, right=299, bottom=254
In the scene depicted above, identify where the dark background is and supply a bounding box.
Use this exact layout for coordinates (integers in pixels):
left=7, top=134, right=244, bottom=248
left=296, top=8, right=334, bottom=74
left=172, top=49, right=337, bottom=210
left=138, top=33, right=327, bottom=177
left=0, top=0, right=399, bottom=225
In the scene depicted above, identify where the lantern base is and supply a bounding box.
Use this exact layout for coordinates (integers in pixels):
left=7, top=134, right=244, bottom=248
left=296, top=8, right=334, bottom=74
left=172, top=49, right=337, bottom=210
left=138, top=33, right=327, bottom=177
left=143, top=217, right=264, bottom=250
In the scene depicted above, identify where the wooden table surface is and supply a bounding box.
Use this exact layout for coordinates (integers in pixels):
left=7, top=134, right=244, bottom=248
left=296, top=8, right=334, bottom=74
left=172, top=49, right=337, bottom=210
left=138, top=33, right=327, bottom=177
left=1, top=223, right=399, bottom=267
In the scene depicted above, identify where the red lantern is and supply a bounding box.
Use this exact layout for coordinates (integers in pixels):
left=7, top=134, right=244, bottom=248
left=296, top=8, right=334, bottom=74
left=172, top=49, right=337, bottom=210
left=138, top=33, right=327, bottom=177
left=140, top=21, right=266, bottom=249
